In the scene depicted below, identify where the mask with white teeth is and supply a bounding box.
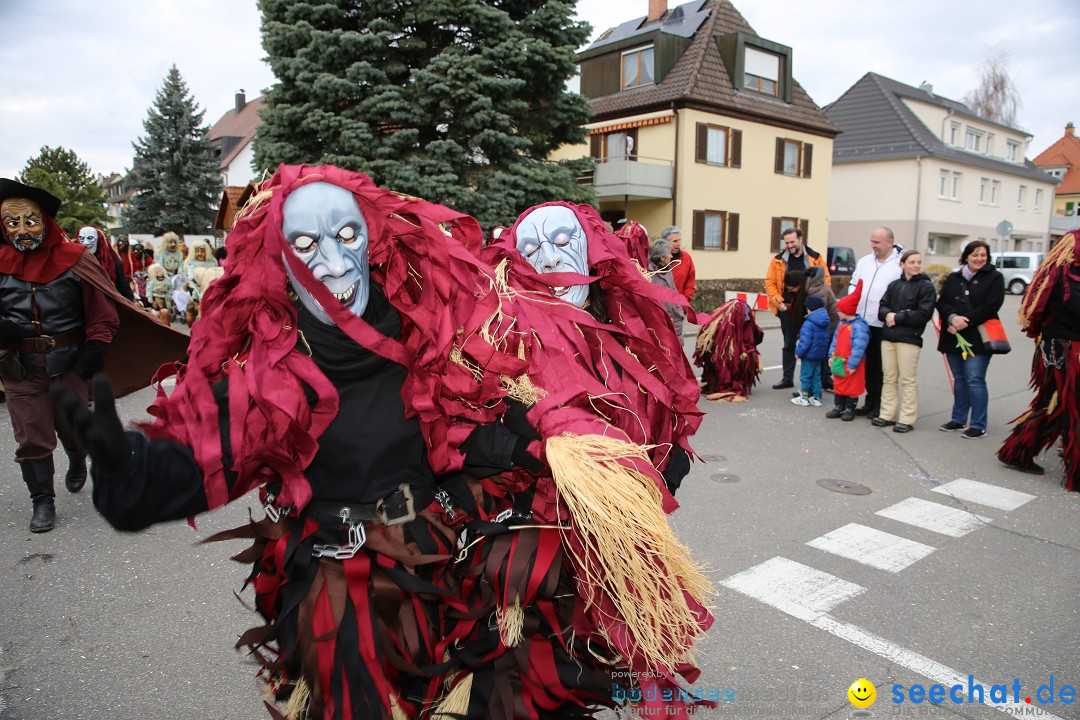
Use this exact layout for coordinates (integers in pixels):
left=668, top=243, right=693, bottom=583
left=282, top=182, right=370, bottom=325
left=515, top=205, right=589, bottom=308
left=77, top=226, right=99, bottom=254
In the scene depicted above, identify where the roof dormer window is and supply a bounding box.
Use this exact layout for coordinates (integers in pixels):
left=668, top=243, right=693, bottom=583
left=744, top=46, right=780, bottom=96
left=622, top=45, right=655, bottom=90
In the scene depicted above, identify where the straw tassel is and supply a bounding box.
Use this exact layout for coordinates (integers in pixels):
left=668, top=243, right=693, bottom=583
left=389, top=693, right=409, bottom=720
left=282, top=677, right=310, bottom=720
left=433, top=672, right=473, bottom=718
left=544, top=433, right=713, bottom=671
left=497, top=594, right=525, bottom=647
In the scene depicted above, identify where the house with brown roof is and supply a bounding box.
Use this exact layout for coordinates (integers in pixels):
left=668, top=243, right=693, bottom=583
left=551, top=0, right=839, bottom=286
left=208, top=90, right=264, bottom=187
left=825, top=73, right=1056, bottom=261
left=1032, top=122, right=1080, bottom=238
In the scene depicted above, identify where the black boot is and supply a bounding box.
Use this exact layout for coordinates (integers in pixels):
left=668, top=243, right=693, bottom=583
left=64, top=447, right=87, bottom=493
left=21, top=456, right=56, bottom=533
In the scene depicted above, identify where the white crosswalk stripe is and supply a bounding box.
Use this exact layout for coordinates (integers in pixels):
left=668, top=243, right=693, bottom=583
left=806, top=522, right=936, bottom=572
left=720, top=556, right=864, bottom=622
left=876, top=497, right=991, bottom=537
left=931, top=478, right=1036, bottom=511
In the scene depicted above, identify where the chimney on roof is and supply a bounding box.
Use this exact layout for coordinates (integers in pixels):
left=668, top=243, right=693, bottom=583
left=918, top=81, right=933, bottom=95
left=1068, top=122, right=1076, bottom=137
left=235, top=89, right=247, bottom=114
left=648, top=0, right=667, bottom=21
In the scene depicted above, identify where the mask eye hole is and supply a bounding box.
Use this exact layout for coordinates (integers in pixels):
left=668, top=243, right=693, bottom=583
left=338, top=226, right=356, bottom=243
left=292, top=235, right=316, bottom=253
left=520, top=241, right=540, bottom=258
left=552, top=233, right=571, bottom=248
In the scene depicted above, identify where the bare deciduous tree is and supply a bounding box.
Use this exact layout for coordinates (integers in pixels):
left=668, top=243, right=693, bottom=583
left=964, top=45, right=1021, bottom=125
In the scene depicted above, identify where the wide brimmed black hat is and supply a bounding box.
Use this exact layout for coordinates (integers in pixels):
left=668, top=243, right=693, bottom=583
left=0, top=178, right=62, bottom=218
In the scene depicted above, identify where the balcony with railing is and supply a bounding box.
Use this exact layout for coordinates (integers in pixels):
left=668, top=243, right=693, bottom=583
left=583, top=155, right=674, bottom=201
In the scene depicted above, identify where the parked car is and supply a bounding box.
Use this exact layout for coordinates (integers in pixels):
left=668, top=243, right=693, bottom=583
left=827, top=246, right=856, bottom=275
left=993, top=252, right=1045, bottom=295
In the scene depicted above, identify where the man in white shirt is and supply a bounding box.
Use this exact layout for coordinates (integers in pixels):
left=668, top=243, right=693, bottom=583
left=849, top=227, right=903, bottom=418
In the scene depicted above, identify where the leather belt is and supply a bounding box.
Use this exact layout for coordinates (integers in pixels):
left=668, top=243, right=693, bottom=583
left=307, top=484, right=434, bottom=528
left=13, top=329, right=84, bottom=353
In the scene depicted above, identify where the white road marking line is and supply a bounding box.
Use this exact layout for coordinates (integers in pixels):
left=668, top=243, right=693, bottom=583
left=876, top=497, right=991, bottom=537
left=932, top=478, right=1036, bottom=511
left=812, top=615, right=1068, bottom=720
left=721, top=564, right=1069, bottom=720
left=762, top=364, right=783, bottom=371
left=806, top=523, right=935, bottom=572
left=719, top=557, right=864, bottom=622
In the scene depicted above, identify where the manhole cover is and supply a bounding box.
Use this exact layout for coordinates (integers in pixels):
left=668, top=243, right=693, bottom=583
left=816, top=478, right=871, bottom=495
left=700, top=454, right=727, bottom=462
left=710, top=473, right=740, bottom=483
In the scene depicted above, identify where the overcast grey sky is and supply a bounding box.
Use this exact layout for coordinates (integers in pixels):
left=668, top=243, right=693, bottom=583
left=1, top=0, right=1077, bottom=180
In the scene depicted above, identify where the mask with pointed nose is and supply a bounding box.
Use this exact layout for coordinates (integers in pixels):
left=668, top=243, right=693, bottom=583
left=515, top=205, right=589, bottom=307
left=282, top=182, right=370, bottom=324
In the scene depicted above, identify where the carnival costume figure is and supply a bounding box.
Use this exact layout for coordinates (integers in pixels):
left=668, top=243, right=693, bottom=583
left=614, top=219, right=650, bottom=270
left=0, top=178, right=184, bottom=533
left=185, top=239, right=219, bottom=281
left=77, top=226, right=134, bottom=301
left=56, top=166, right=714, bottom=719
left=694, top=300, right=764, bottom=401
left=998, top=229, right=1080, bottom=489
left=157, top=231, right=185, bottom=278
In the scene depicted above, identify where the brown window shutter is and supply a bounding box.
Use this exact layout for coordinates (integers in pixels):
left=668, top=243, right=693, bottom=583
left=727, top=213, right=739, bottom=251
left=628, top=128, right=639, bottom=161
left=693, top=210, right=705, bottom=250
left=730, top=129, right=742, bottom=168
left=590, top=134, right=601, bottom=159
left=771, top=217, right=782, bottom=252
left=802, top=143, right=813, bottom=178
left=696, top=124, right=707, bottom=163
left=775, top=137, right=785, bottom=174
left=799, top=218, right=810, bottom=244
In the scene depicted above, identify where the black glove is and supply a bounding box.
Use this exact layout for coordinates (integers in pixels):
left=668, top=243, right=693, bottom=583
left=661, top=445, right=691, bottom=496
left=502, top=397, right=541, bottom=441
left=461, top=400, right=544, bottom=477
left=76, top=340, right=108, bottom=379
left=0, top=319, right=30, bottom=344
left=52, top=374, right=132, bottom=472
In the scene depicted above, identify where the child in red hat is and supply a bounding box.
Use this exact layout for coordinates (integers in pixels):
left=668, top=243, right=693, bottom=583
left=826, top=280, right=871, bottom=421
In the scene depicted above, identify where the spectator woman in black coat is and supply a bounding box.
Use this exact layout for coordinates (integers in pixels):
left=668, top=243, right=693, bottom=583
left=874, top=250, right=936, bottom=432
left=936, top=240, right=1005, bottom=439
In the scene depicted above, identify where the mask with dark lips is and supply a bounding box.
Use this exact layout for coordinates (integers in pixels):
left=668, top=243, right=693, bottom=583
left=515, top=205, right=589, bottom=308
left=282, top=182, right=370, bottom=325
left=1, top=197, right=47, bottom=253
left=77, top=226, right=99, bottom=254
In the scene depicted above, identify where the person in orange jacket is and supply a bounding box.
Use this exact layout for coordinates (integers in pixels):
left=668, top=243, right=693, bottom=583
left=764, top=226, right=829, bottom=388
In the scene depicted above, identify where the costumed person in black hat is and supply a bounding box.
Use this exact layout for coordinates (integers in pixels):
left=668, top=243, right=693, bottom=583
left=0, top=179, right=186, bottom=533
left=998, top=229, right=1080, bottom=489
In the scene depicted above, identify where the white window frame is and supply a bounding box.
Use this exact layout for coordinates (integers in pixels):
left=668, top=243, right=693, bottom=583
left=965, top=128, right=984, bottom=153
left=991, top=180, right=1001, bottom=206
left=744, top=46, right=780, bottom=96
left=1035, top=188, right=1043, bottom=213
left=938, top=169, right=949, bottom=198
left=951, top=172, right=962, bottom=201
left=1006, top=140, right=1020, bottom=162
left=949, top=122, right=960, bottom=146
left=979, top=177, right=989, bottom=205
left=1017, top=185, right=1027, bottom=210
left=706, top=125, right=729, bottom=165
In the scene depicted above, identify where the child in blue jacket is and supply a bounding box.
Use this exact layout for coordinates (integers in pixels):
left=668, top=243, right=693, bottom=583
left=792, top=295, right=831, bottom=407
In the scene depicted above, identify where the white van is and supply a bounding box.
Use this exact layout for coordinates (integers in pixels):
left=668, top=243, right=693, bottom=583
left=993, top=252, right=1045, bottom=295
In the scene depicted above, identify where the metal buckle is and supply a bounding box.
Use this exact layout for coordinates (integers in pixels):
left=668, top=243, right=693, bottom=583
left=376, top=485, right=416, bottom=526
left=312, top=507, right=367, bottom=560
left=43, top=336, right=56, bottom=350
left=434, top=489, right=458, bottom=522
left=262, top=491, right=291, bottom=523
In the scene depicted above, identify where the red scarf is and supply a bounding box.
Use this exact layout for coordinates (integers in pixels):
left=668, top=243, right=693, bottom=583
left=0, top=215, right=85, bottom=283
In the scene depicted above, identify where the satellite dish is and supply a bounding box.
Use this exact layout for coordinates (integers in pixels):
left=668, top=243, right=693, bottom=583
left=996, top=220, right=1014, bottom=237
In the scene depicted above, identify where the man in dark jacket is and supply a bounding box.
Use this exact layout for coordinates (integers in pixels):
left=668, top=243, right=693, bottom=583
left=0, top=179, right=118, bottom=532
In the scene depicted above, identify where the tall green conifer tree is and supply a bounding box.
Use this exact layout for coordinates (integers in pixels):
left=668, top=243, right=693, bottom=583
left=126, top=65, right=221, bottom=239
left=254, top=0, right=595, bottom=227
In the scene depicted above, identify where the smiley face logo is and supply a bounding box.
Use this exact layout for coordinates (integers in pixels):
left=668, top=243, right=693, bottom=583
left=848, top=678, right=876, bottom=708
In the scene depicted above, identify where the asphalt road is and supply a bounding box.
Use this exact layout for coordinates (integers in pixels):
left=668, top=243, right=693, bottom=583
left=1, top=295, right=1077, bottom=720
